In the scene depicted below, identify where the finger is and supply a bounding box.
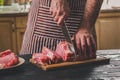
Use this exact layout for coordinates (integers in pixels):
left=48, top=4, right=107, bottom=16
left=50, top=7, right=53, bottom=14
left=81, top=36, right=86, bottom=54
left=81, top=36, right=87, bottom=60
left=52, top=10, right=57, bottom=18
left=57, top=13, right=66, bottom=25
left=91, top=35, right=97, bottom=58
left=71, top=36, right=74, bottom=41
left=54, top=16, right=59, bottom=23
left=75, top=38, right=81, bottom=51
left=78, top=39, right=82, bottom=54
left=75, top=36, right=81, bottom=53
left=91, top=35, right=96, bottom=53
left=86, top=36, right=92, bottom=58
left=54, top=9, right=61, bottom=23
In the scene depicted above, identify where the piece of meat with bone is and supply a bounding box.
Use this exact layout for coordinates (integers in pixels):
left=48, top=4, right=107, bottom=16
left=0, top=49, right=12, bottom=57
left=55, top=41, right=76, bottom=61
left=0, top=50, right=19, bottom=69
left=32, top=53, right=50, bottom=65
left=42, top=47, right=63, bottom=63
left=31, top=41, right=97, bottom=66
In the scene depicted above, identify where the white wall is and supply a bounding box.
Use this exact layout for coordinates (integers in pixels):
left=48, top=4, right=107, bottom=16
left=101, top=0, right=120, bottom=10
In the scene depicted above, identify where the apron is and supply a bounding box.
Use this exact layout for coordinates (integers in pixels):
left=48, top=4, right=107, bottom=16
left=20, top=0, right=96, bottom=54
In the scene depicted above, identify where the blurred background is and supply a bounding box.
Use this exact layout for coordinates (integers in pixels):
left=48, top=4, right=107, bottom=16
left=101, top=0, right=120, bottom=10
left=0, top=0, right=32, bottom=12
left=0, top=0, right=120, bottom=13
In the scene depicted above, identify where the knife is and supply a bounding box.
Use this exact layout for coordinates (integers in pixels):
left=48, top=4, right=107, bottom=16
left=61, top=22, right=76, bottom=54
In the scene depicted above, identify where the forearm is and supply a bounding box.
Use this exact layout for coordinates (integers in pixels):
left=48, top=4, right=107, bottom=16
left=81, top=0, right=103, bottom=29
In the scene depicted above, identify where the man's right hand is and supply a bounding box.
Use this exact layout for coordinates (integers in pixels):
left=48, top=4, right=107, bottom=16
left=50, top=0, right=70, bottom=25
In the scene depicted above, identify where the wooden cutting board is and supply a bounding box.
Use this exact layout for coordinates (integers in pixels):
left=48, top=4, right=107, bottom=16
left=29, top=56, right=110, bottom=71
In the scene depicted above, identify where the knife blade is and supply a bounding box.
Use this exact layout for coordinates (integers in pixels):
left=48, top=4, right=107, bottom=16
left=61, top=22, right=76, bottom=54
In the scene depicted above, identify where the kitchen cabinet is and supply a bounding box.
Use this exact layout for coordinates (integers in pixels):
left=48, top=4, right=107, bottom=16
left=16, top=28, right=25, bottom=53
left=0, top=18, right=17, bottom=53
left=16, top=16, right=27, bottom=53
left=0, top=13, right=27, bottom=54
left=95, top=11, right=120, bottom=50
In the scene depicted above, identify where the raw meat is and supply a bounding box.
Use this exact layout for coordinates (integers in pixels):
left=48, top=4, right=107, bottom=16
left=0, top=50, right=19, bottom=69
left=0, top=49, right=12, bottom=57
left=32, top=47, right=63, bottom=65
left=42, top=47, right=63, bottom=63
left=31, top=41, right=96, bottom=65
left=32, top=53, right=50, bottom=65
left=55, top=41, right=75, bottom=61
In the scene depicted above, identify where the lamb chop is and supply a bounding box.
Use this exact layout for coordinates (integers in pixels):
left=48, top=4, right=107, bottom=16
left=0, top=50, right=19, bottom=69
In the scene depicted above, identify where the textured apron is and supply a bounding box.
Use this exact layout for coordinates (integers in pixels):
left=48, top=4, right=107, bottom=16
left=20, top=0, right=96, bottom=54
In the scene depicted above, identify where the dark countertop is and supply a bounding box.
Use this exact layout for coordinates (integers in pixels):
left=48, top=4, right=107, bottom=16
left=0, top=49, right=120, bottom=80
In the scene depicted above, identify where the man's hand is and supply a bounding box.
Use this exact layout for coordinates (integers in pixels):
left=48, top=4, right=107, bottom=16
left=72, top=0, right=103, bottom=59
left=73, top=28, right=96, bottom=59
left=50, top=0, right=70, bottom=25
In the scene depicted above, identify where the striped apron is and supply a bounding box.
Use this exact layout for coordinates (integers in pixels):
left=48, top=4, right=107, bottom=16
left=20, top=0, right=96, bottom=55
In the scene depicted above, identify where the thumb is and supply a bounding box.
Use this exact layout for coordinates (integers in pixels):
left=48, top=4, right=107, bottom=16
left=71, top=36, right=74, bottom=40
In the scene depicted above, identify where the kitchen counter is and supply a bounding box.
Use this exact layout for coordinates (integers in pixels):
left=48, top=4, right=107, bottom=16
left=100, top=9, right=120, bottom=13
left=0, top=11, right=28, bottom=17
left=0, top=49, right=120, bottom=80
left=0, top=8, right=119, bottom=16
left=0, top=9, right=119, bottom=18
